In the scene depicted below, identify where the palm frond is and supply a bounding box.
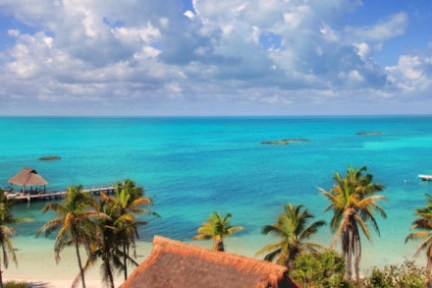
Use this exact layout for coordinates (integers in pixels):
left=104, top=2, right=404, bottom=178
left=299, top=220, right=326, bottom=241
left=354, top=214, right=371, bottom=242
left=330, top=217, right=347, bottom=249
left=262, top=224, right=284, bottom=237
left=42, top=203, right=68, bottom=215
left=227, top=225, right=243, bottom=234
left=406, top=231, right=430, bottom=242
left=36, top=218, right=63, bottom=237
left=414, top=237, right=432, bottom=257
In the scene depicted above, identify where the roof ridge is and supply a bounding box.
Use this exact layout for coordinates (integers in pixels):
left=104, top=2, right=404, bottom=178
left=153, top=235, right=288, bottom=276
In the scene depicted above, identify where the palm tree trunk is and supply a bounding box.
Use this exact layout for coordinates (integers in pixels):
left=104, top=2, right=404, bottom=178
left=354, top=251, right=360, bottom=281
left=123, top=242, right=128, bottom=280
left=344, top=229, right=353, bottom=281
left=105, top=256, right=115, bottom=288
left=74, top=242, right=86, bottom=288
left=426, top=258, right=432, bottom=288
left=217, top=240, right=224, bottom=252
left=354, top=233, right=361, bottom=281
left=427, top=257, right=431, bottom=277
left=0, top=259, right=3, bottom=288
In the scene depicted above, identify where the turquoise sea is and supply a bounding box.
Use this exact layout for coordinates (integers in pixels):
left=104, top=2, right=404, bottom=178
left=1, top=116, right=432, bottom=270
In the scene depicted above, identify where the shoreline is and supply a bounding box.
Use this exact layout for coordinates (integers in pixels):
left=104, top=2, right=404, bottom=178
left=5, top=233, right=425, bottom=287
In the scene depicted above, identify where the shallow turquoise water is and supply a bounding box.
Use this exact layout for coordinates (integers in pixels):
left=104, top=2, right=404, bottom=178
left=1, top=116, right=432, bottom=267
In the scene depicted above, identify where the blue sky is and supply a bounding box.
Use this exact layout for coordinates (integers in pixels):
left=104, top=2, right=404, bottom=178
left=0, top=0, right=432, bottom=115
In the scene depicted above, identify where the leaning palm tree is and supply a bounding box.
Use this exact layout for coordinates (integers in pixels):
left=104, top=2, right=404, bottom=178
left=406, top=194, right=432, bottom=277
left=0, top=188, right=32, bottom=288
left=256, top=203, right=325, bottom=270
left=320, top=166, right=386, bottom=281
left=193, top=212, right=243, bottom=252
left=37, top=185, right=100, bottom=288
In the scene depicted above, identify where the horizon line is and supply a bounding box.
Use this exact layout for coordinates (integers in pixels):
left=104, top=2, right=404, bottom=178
left=0, top=113, right=432, bottom=118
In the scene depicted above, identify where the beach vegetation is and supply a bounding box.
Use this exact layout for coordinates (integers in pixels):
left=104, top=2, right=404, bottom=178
left=364, top=260, right=427, bottom=288
left=256, top=203, right=325, bottom=270
left=0, top=189, right=32, bottom=288
left=37, top=185, right=100, bottom=288
left=4, top=281, right=31, bottom=288
left=193, top=212, right=243, bottom=252
left=291, top=250, right=349, bottom=288
left=3, top=281, right=49, bottom=288
left=405, top=193, right=432, bottom=278
left=320, top=166, right=386, bottom=281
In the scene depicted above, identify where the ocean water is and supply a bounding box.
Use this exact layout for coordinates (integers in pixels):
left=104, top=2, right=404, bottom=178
left=1, top=116, right=432, bottom=270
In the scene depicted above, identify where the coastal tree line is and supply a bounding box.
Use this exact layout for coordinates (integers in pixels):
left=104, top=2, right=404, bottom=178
left=0, top=167, right=432, bottom=288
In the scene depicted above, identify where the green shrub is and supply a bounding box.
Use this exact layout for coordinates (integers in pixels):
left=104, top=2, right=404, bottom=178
left=4, top=281, right=29, bottom=288
left=290, top=254, right=428, bottom=288
left=363, top=261, right=427, bottom=288
left=291, top=250, right=347, bottom=288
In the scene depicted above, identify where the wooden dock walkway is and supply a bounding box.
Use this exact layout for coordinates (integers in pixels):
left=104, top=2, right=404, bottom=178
left=419, top=174, right=432, bottom=181
left=7, top=185, right=116, bottom=203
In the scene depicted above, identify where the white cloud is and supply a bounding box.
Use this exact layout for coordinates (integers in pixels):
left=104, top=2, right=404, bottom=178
left=385, top=54, right=432, bottom=94
left=7, top=29, right=20, bottom=37
left=354, top=42, right=370, bottom=59
left=0, top=0, right=430, bottom=115
left=112, top=24, right=160, bottom=45
left=348, top=70, right=364, bottom=82
left=345, top=12, right=408, bottom=43
left=184, top=10, right=195, bottom=19
left=320, top=24, right=339, bottom=42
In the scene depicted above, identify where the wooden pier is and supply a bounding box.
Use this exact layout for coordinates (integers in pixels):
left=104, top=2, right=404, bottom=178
left=7, top=185, right=115, bottom=203
left=419, top=175, right=432, bottom=181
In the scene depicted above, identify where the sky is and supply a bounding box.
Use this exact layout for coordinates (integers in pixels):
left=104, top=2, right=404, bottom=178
left=1, top=0, right=432, bottom=116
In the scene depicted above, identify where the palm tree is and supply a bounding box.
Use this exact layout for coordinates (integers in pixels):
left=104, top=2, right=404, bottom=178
left=37, top=185, right=99, bottom=288
left=85, top=194, right=140, bottom=287
left=80, top=180, right=156, bottom=287
left=88, top=195, right=120, bottom=288
left=193, top=212, right=243, bottom=252
left=320, top=166, right=386, bottom=281
left=109, top=180, right=157, bottom=280
left=406, top=194, right=432, bottom=277
left=0, top=188, right=32, bottom=288
left=114, top=179, right=144, bottom=202
left=256, top=203, right=325, bottom=270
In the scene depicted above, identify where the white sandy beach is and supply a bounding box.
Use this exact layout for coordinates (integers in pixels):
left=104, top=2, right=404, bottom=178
left=6, top=236, right=278, bottom=287
left=4, top=232, right=425, bottom=287
left=6, top=237, right=153, bottom=288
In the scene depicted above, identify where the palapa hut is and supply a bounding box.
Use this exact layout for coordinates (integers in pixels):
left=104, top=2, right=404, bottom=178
left=8, top=167, right=48, bottom=193
left=120, top=236, right=301, bottom=288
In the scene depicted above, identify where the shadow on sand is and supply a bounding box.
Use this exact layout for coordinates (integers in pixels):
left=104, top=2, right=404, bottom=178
left=28, top=282, right=51, bottom=288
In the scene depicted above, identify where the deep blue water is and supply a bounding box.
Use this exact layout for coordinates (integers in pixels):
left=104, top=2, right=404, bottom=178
left=1, top=116, right=432, bottom=266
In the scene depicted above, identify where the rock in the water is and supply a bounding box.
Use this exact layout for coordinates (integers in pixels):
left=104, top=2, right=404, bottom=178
left=39, top=156, right=61, bottom=161
left=261, top=138, right=310, bottom=145
left=356, top=131, right=382, bottom=136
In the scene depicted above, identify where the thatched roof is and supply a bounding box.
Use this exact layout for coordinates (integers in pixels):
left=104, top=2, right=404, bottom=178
left=8, top=167, right=48, bottom=187
left=120, top=236, right=301, bottom=288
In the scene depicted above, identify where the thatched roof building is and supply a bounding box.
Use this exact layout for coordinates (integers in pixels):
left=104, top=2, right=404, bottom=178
left=8, top=167, right=48, bottom=187
left=120, top=236, right=301, bottom=288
